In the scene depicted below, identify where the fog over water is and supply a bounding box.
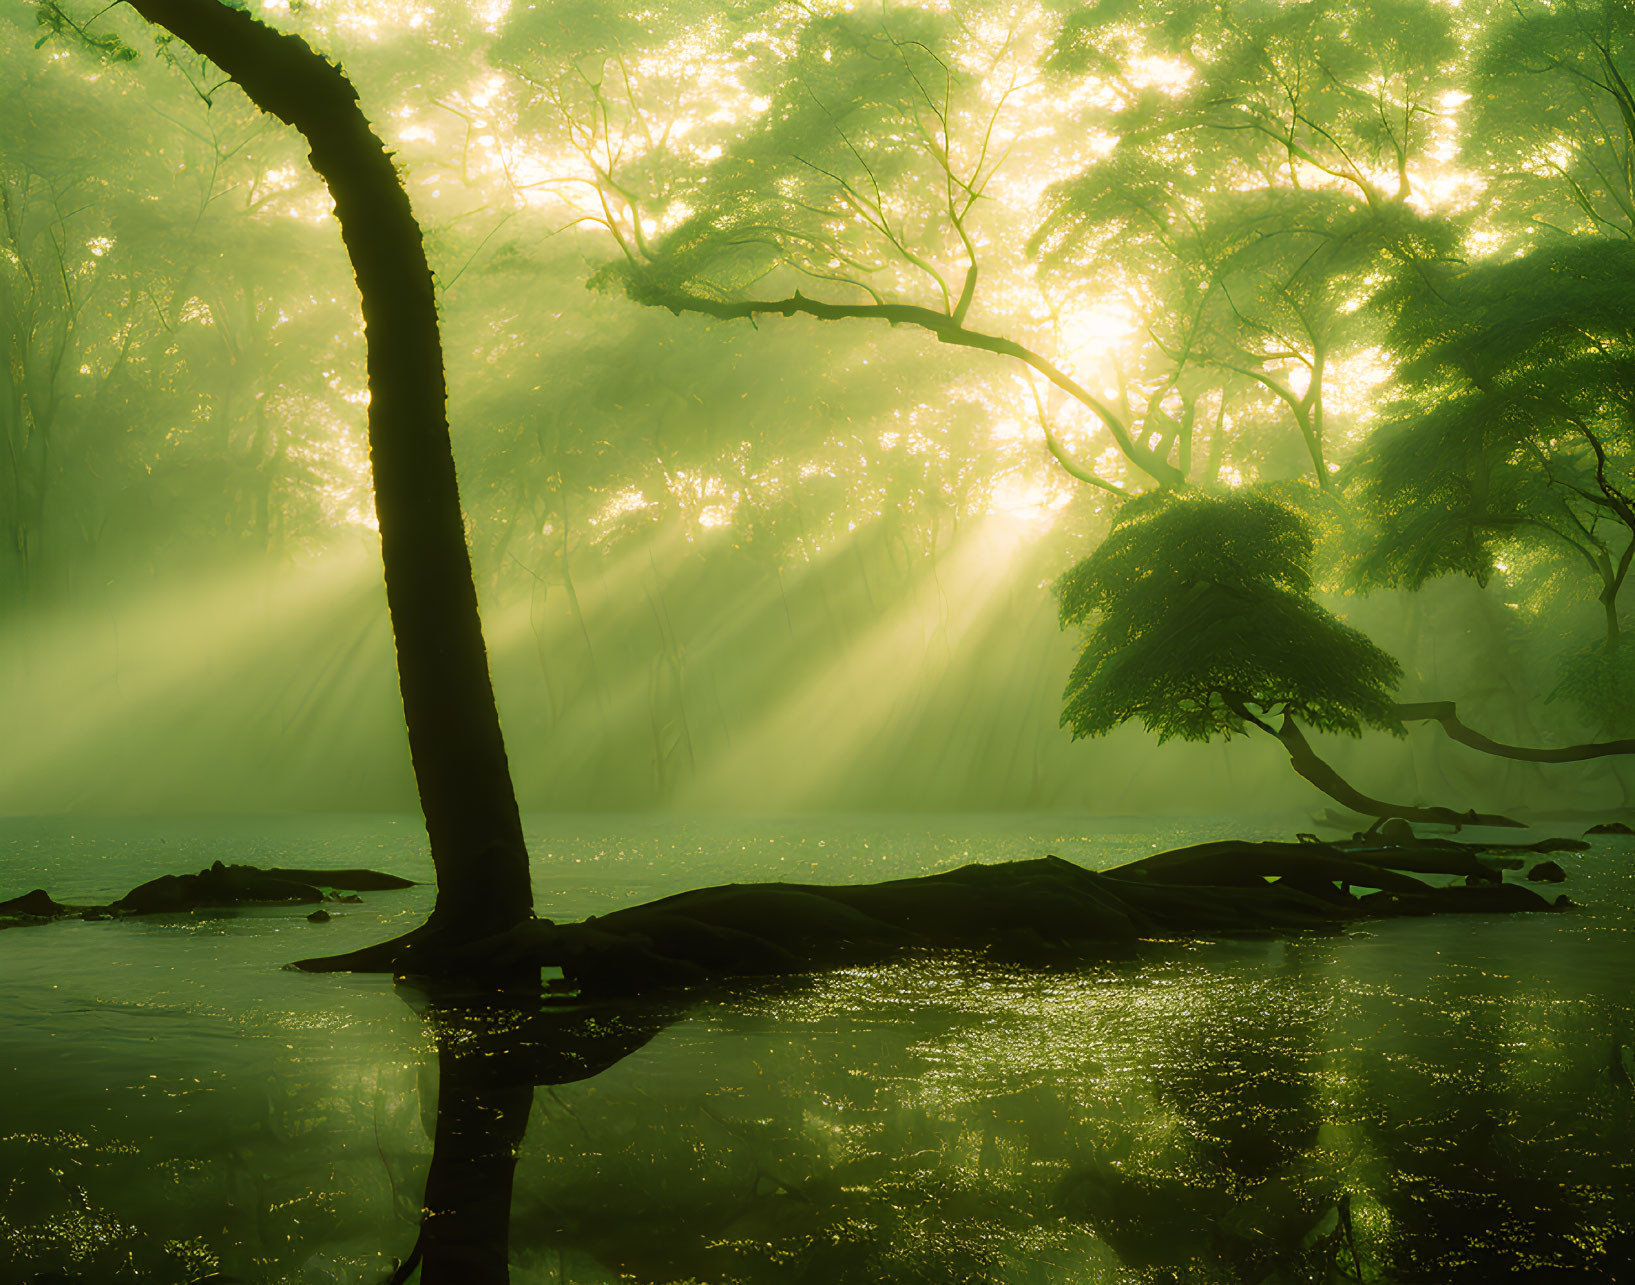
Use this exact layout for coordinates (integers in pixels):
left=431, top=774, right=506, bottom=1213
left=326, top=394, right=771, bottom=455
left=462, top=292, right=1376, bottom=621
left=6, top=545, right=1628, bottom=818
left=8, top=0, right=1635, bottom=1279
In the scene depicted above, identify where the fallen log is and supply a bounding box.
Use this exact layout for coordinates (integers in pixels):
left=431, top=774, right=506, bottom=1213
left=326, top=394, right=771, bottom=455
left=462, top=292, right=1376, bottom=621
left=384, top=851, right=1565, bottom=996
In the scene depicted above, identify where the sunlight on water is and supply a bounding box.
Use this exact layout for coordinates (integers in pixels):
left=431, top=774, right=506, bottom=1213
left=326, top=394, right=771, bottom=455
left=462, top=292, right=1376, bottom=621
left=2, top=813, right=1632, bottom=1281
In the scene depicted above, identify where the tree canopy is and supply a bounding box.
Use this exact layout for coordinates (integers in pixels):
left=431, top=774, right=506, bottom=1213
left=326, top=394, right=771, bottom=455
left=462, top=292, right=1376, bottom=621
left=14, top=0, right=1635, bottom=816
left=1058, top=491, right=1402, bottom=743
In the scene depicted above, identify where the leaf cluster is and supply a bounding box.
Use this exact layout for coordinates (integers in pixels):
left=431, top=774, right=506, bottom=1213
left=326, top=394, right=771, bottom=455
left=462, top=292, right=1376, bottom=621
left=32, top=2, right=141, bottom=63
left=1467, top=0, right=1635, bottom=240
left=1357, top=240, right=1635, bottom=589
left=1056, top=491, right=1403, bottom=742
left=1553, top=638, right=1635, bottom=730
left=614, top=8, right=964, bottom=301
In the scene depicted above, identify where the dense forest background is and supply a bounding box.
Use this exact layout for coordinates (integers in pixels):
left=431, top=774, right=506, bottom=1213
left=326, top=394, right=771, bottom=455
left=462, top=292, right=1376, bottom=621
left=5, top=0, right=1633, bottom=817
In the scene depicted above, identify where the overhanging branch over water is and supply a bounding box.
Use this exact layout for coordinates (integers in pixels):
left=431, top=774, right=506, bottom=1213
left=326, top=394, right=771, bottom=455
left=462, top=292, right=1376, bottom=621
left=1398, top=700, right=1635, bottom=763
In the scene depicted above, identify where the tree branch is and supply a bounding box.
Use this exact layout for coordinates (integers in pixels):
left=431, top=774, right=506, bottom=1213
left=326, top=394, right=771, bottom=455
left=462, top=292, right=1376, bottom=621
left=1274, top=713, right=1524, bottom=828
left=1396, top=700, right=1635, bottom=763
left=626, top=282, right=1184, bottom=485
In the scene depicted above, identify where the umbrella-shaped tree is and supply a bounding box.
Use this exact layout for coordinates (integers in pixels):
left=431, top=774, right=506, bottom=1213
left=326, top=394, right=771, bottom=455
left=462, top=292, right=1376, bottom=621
left=1057, top=490, right=1520, bottom=826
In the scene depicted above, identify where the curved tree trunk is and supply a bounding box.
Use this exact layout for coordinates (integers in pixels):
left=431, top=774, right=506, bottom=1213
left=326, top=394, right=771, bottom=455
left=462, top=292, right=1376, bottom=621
left=124, top=0, right=532, bottom=965
left=1273, top=715, right=1524, bottom=830
left=1396, top=700, right=1635, bottom=763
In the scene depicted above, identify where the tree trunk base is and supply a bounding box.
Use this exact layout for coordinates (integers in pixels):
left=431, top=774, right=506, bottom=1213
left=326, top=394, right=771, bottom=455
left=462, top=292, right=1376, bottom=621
left=291, top=914, right=540, bottom=986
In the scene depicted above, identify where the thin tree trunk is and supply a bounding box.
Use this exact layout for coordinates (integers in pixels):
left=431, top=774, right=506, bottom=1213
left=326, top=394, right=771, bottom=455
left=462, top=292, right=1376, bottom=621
left=1272, top=714, right=1524, bottom=829
left=124, top=0, right=532, bottom=963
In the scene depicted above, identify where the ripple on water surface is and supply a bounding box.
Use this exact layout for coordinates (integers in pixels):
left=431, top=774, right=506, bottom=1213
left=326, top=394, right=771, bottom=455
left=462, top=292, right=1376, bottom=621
left=1, top=812, right=1632, bottom=1282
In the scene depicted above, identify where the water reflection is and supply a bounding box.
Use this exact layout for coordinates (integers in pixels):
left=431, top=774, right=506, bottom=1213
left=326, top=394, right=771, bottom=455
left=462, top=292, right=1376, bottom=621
left=4, top=927, right=1632, bottom=1282
left=391, top=987, right=680, bottom=1284
left=393, top=941, right=1634, bottom=1284
left=1354, top=959, right=1634, bottom=1281
left=1053, top=942, right=1355, bottom=1282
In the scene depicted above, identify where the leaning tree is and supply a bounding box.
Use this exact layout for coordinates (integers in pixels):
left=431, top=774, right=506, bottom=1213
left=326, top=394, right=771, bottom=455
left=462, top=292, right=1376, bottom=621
left=104, top=0, right=534, bottom=974
left=1056, top=489, right=1523, bottom=826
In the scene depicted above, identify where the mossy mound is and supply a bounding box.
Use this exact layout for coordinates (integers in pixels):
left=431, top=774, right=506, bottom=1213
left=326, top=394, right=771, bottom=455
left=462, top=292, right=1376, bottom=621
left=425, top=844, right=1565, bottom=996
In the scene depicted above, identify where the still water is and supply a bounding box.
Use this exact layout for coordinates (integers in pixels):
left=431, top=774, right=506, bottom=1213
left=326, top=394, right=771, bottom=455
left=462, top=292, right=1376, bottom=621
left=2, top=813, right=1632, bottom=1282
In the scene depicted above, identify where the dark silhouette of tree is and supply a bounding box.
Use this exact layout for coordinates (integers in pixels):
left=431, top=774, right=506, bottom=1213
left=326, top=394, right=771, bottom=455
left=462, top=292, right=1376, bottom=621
left=119, top=0, right=532, bottom=970
left=1056, top=490, right=1522, bottom=826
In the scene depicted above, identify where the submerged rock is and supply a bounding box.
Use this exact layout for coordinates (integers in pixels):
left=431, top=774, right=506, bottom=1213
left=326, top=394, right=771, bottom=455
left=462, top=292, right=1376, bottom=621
left=1528, top=860, right=1568, bottom=883
left=112, top=862, right=325, bottom=914
left=1586, top=821, right=1635, bottom=835
left=2, top=861, right=411, bottom=927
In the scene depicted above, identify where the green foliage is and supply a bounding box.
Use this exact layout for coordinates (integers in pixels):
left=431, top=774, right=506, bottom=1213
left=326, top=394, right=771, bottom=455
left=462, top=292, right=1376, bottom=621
left=1553, top=640, right=1635, bottom=731
left=572, top=5, right=971, bottom=304
left=1381, top=240, right=1635, bottom=391
left=1029, top=0, right=1462, bottom=487
left=0, top=7, right=364, bottom=599
left=1357, top=240, right=1635, bottom=595
left=1467, top=0, right=1635, bottom=243
left=1056, top=491, right=1403, bottom=742
left=32, top=3, right=140, bottom=62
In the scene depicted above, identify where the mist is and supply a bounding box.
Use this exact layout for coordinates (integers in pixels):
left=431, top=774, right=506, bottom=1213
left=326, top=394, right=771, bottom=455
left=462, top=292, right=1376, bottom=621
left=8, top=0, right=1635, bottom=821
left=6, top=0, right=1635, bottom=1281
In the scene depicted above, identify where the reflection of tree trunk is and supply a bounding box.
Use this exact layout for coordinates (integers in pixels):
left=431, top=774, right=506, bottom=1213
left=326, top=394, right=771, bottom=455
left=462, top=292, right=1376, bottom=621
left=123, top=0, right=533, bottom=969
left=1271, top=714, right=1523, bottom=829
left=393, top=992, right=682, bottom=1284
left=409, top=1032, right=533, bottom=1284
